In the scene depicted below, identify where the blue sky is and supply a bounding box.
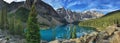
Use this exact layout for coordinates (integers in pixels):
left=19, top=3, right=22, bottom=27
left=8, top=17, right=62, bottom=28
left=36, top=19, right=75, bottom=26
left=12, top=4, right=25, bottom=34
left=4, top=0, right=120, bottom=14
left=42, top=0, right=120, bottom=14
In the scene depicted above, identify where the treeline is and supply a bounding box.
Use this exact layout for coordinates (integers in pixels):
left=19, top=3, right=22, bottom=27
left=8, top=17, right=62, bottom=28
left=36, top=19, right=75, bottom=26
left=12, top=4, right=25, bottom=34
left=79, top=10, right=120, bottom=31
left=0, top=3, right=41, bottom=43
left=0, top=5, right=24, bottom=36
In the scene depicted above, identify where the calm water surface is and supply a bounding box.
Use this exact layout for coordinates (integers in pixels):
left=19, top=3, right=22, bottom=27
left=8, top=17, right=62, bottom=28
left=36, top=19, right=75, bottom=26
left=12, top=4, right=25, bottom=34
left=40, top=24, right=96, bottom=41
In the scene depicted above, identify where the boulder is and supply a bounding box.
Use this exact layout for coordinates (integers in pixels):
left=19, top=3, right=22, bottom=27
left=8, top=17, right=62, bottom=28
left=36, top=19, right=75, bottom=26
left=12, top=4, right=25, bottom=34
left=41, top=40, right=48, bottom=43
left=49, top=40, right=60, bottom=43
left=62, top=39, right=80, bottom=43
left=86, top=36, right=96, bottom=43
left=116, top=27, right=120, bottom=31
left=0, top=40, right=7, bottom=43
left=102, top=40, right=110, bottom=43
left=117, top=24, right=120, bottom=27
left=109, top=31, right=120, bottom=43
left=105, top=25, right=116, bottom=36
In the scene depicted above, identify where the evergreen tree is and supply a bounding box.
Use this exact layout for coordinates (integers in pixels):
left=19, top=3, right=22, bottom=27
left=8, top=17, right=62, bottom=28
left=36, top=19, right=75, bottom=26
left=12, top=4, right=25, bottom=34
left=70, top=26, right=76, bottom=39
left=14, top=19, right=24, bottom=35
left=0, top=7, right=4, bottom=29
left=17, top=20, right=24, bottom=36
left=9, top=16, right=15, bottom=34
left=8, top=14, right=24, bottom=36
left=0, top=5, right=8, bottom=29
left=25, top=4, right=40, bottom=43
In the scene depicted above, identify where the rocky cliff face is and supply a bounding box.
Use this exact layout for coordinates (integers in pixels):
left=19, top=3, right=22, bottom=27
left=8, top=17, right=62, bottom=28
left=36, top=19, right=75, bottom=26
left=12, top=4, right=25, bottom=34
left=82, top=10, right=104, bottom=19
left=25, top=0, right=63, bottom=26
left=7, top=2, right=24, bottom=12
left=56, top=8, right=104, bottom=23
left=25, top=0, right=61, bottom=18
left=56, top=7, right=79, bottom=23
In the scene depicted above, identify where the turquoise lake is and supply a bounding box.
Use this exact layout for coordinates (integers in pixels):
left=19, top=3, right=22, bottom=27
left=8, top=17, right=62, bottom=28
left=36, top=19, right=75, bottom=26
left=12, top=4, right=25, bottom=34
left=40, top=24, right=96, bottom=41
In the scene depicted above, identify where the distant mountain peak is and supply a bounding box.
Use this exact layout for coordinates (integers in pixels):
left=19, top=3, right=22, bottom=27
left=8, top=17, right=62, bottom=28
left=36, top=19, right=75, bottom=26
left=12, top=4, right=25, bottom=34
left=56, top=8, right=104, bottom=23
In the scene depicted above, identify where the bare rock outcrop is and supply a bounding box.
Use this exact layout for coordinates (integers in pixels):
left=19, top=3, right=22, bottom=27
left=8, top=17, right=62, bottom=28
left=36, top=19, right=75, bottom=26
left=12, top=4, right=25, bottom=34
left=109, top=31, right=120, bottom=43
left=105, top=25, right=116, bottom=36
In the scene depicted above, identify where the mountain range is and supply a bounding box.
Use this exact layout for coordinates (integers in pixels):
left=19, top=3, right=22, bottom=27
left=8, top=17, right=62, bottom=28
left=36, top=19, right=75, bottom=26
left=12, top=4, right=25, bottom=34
left=0, top=0, right=104, bottom=27
left=79, top=10, right=120, bottom=31
left=56, top=7, right=103, bottom=23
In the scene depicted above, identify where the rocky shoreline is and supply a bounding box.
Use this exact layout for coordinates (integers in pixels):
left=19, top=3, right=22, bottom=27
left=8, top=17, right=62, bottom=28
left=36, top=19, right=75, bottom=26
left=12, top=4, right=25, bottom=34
left=49, top=24, right=120, bottom=43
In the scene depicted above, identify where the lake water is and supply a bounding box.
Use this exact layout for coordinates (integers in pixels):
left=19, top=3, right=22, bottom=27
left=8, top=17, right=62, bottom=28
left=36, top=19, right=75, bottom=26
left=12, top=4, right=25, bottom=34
left=40, top=24, right=96, bottom=41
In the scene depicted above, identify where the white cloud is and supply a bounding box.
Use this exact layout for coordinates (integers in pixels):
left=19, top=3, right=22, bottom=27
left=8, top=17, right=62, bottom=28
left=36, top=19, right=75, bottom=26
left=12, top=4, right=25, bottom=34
left=66, top=1, right=81, bottom=8
left=4, top=0, right=25, bottom=3
left=42, top=0, right=63, bottom=10
left=86, top=0, right=99, bottom=9
left=4, top=0, right=14, bottom=3
left=72, top=9, right=81, bottom=12
left=15, top=0, right=25, bottom=2
left=89, top=8, right=119, bottom=13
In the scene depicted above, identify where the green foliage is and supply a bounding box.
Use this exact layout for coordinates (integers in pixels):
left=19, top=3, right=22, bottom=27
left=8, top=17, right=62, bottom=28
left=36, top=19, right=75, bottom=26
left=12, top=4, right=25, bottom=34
left=9, top=7, right=30, bottom=22
left=25, top=4, right=40, bottom=43
left=8, top=7, right=49, bottom=27
left=8, top=15, right=24, bottom=36
left=6, top=36, right=10, bottom=41
left=70, top=26, right=77, bottom=39
left=0, top=5, right=24, bottom=36
left=14, top=19, right=24, bottom=35
left=15, top=7, right=30, bottom=22
left=0, top=5, right=9, bottom=29
left=79, top=10, right=120, bottom=31
left=8, top=16, right=15, bottom=34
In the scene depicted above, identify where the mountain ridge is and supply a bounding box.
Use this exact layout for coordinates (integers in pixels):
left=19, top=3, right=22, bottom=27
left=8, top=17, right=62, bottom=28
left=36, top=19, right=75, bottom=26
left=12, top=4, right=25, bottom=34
left=56, top=7, right=104, bottom=23
left=79, top=10, right=120, bottom=31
